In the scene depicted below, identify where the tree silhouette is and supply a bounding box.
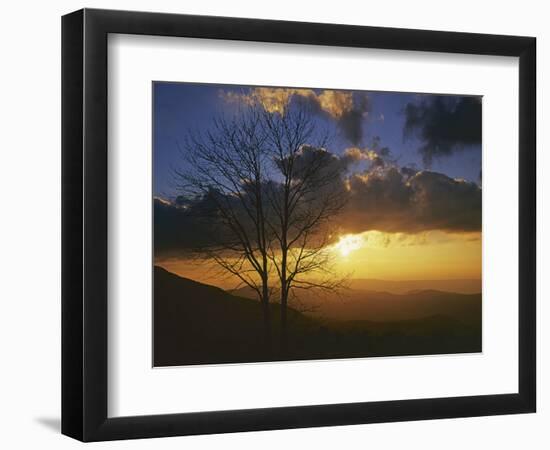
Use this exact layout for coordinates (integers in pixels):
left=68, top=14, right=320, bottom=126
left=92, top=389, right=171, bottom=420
left=175, top=100, right=347, bottom=354
left=262, top=105, right=348, bottom=352
left=174, top=106, right=275, bottom=350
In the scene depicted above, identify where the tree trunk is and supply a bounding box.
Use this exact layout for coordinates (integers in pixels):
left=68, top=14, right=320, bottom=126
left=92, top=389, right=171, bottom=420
left=280, top=287, right=288, bottom=355
left=261, top=280, right=272, bottom=355
left=280, top=174, right=290, bottom=356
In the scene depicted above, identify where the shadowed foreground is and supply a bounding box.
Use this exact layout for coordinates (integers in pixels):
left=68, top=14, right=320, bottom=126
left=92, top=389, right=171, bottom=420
left=153, top=266, right=481, bottom=366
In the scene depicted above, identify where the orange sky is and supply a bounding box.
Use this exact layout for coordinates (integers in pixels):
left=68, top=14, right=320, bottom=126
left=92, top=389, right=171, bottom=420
left=155, top=230, right=481, bottom=290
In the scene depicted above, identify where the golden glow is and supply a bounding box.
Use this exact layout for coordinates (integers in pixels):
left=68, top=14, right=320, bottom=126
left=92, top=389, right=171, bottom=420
left=344, top=147, right=380, bottom=161
left=156, top=230, right=482, bottom=289
left=333, top=234, right=365, bottom=257
left=333, top=230, right=481, bottom=280
left=221, top=88, right=354, bottom=118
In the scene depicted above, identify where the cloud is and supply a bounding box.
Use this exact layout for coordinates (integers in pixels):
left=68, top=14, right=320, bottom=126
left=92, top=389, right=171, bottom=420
left=221, top=87, right=369, bottom=145
left=154, top=196, right=227, bottom=256
left=343, top=147, right=385, bottom=168
left=155, top=145, right=481, bottom=256
left=341, top=166, right=481, bottom=234
left=344, top=229, right=480, bottom=250
left=155, top=198, right=202, bottom=256
left=403, top=96, right=482, bottom=166
left=281, top=144, right=347, bottom=178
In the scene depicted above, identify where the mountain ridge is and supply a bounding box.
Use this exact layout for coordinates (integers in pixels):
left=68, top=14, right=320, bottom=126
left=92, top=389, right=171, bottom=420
left=154, top=266, right=481, bottom=366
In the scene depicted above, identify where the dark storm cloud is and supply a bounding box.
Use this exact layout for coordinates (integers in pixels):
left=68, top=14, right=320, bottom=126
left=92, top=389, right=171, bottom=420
left=403, top=96, right=482, bottom=166
left=337, top=93, right=370, bottom=145
left=296, top=91, right=370, bottom=145
left=154, top=197, right=219, bottom=256
left=283, top=144, right=351, bottom=178
left=341, top=167, right=481, bottom=233
left=155, top=180, right=292, bottom=256
left=155, top=145, right=481, bottom=255
left=337, top=109, right=364, bottom=144
left=400, top=166, right=418, bottom=177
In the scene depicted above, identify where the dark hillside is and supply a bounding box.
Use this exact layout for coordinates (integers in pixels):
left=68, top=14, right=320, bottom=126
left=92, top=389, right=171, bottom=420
left=154, top=267, right=481, bottom=366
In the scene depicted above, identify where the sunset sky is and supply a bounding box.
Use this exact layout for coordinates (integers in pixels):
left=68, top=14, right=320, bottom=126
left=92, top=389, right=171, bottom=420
left=153, top=83, right=482, bottom=286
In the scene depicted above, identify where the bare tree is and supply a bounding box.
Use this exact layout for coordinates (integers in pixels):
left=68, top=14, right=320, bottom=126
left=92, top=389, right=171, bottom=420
left=261, top=104, right=348, bottom=353
left=175, top=100, right=348, bottom=355
left=174, top=106, right=275, bottom=350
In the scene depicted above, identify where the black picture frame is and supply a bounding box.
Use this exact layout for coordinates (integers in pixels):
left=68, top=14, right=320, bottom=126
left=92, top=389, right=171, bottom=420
left=62, top=8, right=536, bottom=442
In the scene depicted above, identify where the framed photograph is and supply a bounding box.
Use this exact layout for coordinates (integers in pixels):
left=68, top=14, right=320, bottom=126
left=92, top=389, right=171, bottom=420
left=62, top=8, right=536, bottom=441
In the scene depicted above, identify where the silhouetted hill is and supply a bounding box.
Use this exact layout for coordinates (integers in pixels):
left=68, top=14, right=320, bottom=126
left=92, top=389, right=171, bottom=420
left=333, top=314, right=474, bottom=337
left=154, top=266, right=315, bottom=366
left=154, top=267, right=481, bottom=366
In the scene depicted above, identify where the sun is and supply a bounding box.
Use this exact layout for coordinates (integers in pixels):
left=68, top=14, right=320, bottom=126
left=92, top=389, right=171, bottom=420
left=334, top=234, right=364, bottom=257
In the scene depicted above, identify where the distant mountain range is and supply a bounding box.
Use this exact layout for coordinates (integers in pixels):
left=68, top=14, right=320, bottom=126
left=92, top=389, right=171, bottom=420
left=154, top=266, right=482, bottom=367
left=231, top=278, right=480, bottom=297
left=231, top=284, right=481, bottom=326
left=348, top=278, right=481, bottom=295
